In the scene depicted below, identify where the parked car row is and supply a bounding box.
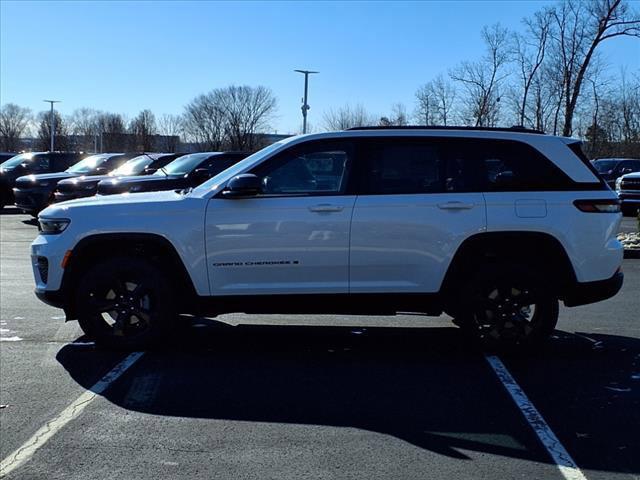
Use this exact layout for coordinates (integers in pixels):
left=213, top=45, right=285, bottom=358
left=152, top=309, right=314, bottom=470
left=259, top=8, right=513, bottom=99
left=0, top=151, right=249, bottom=215
left=592, top=158, right=640, bottom=215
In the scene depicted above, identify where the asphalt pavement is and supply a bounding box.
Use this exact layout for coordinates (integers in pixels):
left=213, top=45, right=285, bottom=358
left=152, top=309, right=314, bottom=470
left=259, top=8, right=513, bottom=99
left=1, top=208, right=638, bottom=480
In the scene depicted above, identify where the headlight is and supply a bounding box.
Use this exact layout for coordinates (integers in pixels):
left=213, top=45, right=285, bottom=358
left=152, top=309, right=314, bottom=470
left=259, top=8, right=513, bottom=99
left=39, top=218, right=70, bottom=235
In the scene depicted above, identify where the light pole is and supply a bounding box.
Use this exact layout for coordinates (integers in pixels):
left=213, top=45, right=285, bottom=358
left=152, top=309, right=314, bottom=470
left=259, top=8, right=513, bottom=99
left=294, top=70, right=318, bottom=134
left=43, top=100, right=61, bottom=151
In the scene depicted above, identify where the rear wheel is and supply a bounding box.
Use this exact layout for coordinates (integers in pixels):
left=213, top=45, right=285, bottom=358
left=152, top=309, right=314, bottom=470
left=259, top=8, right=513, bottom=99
left=75, top=256, right=175, bottom=349
left=454, top=264, right=558, bottom=351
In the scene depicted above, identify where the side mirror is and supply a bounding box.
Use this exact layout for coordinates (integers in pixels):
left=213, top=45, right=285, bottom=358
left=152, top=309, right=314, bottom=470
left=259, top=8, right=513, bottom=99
left=621, top=168, right=633, bottom=174
left=191, top=168, right=211, bottom=183
left=494, top=170, right=515, bottom=186
left=95, top=167, right=109, bottom=174
left=222, top=174, right=262, bottom=198
left=144, top=167, right=158, bottom=175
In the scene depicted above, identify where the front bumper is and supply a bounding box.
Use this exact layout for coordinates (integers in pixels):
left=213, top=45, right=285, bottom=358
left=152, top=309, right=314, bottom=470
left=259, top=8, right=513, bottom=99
left=563, top=271, right=624, bottom=307
left=54, top=190, right=95, bottom=203
left=618, top=191, right=640, bottom=204
left=35, top=288, right=66, bottom=309
left=14, top=187, right=52, bottom=213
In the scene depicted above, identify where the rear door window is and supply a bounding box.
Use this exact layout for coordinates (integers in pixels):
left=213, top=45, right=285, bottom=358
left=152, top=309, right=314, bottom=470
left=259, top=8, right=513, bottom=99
left=360, top=139, right=444, bottom=195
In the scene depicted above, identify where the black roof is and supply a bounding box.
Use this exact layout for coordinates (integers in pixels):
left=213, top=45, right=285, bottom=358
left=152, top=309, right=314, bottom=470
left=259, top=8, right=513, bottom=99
left=346, top=125, right=545, bottom=134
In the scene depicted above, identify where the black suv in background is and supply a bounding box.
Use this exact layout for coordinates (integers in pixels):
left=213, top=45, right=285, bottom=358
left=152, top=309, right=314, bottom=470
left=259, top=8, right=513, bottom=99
left=97, top=152, right=249, bottom=195
left=13, top=153, right=136, bottom=215
left=592, top=158, right=640, bottom=187
left=0, top=152, right=84, bottom=209
left=54, top=153, right=183, bottom=203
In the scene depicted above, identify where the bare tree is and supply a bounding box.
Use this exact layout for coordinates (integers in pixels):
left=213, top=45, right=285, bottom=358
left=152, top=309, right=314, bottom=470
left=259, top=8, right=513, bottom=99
left=380, top=103, right=409, bottom=126
left=619, top=70, right=640, bottom=142
left=415, top=75, right=457, bottom=125
left=216, top=85, right=277, bottom=150
left=68, top=108, right=100, bottom=151
left=183, top=92, right=226, bottom=150
left=323, top=104, right=375, bottom=130
left=511, top=10, right=552, bottom=126
left=549, top=0, right=640, bottom=136
left=0, top=103, right=32, bottom=152
left=451, top=23, right=510, bottom=127
left=36, top=110, right=70, bottom=151
left=183, top=86, right=276, bottom=151
left=129, top=109, right=157, bottom=151
left=97, top=113, right=127, bottom=152
left=157, top=114, right=183, bottom=152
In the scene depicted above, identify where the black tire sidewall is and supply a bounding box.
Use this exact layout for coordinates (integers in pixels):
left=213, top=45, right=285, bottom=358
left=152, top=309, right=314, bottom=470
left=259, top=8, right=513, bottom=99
left=75, top=256, right=175, bottom=350
left=458, top=263, right=559, bottom=350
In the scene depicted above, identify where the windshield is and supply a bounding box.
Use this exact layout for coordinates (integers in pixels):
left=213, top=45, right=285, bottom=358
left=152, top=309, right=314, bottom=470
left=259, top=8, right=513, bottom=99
left=156, top=153, right=210, bottom=176
left=110, top=155, right=155, bottom=176
left=191, top=142, right=286, bottom=195
left=593, top=160, right=619, bottom=173
left=66, top=154, right=109, bottom=174
left=0, top=153, right=35, bottom=170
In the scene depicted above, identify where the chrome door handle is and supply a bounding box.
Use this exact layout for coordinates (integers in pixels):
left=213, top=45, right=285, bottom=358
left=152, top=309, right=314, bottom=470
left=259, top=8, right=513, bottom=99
left=437, top=201, right=474, bottom=210
left=309, top=204, right=344, bottom=212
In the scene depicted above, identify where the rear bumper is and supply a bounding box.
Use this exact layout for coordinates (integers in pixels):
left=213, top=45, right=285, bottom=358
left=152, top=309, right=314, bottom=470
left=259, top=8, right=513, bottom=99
left=563, top=271, right=624, bottom=307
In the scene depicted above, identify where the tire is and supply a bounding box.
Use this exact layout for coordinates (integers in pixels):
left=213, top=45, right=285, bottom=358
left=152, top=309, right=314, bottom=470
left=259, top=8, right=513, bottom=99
left=622, top=204, right=639, bottom=217
left=75, top=256, right=176, bottom=350
left=454, top=263, right=559, bottom=351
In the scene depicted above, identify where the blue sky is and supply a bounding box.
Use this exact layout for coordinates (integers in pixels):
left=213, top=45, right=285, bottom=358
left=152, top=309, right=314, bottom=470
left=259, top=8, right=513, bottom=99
left=1, top=0, right=638, bottom=133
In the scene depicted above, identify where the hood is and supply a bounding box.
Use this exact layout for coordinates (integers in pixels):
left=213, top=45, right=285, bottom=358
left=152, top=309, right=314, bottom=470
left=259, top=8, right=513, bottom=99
left=58, top=174, right=111, bottom=186
left=40, top=190, right=185, bottom=216
left=621, top=171, right=640, bottom=180
left=57, top=175, right=110, bottom=192
left=15, top=172, right=76, bottom=186
left=102, top=174, right=182, bottom=186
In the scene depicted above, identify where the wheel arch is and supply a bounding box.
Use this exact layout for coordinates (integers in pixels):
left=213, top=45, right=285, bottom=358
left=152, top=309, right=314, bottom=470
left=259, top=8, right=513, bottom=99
left=441, top=231, right=577, bottom=303
left=61, top=233, right=197, bottom=319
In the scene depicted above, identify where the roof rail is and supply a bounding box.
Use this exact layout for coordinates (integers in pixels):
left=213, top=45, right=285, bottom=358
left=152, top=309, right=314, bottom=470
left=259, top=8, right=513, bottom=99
left=346, top=125, right=545, bottom=134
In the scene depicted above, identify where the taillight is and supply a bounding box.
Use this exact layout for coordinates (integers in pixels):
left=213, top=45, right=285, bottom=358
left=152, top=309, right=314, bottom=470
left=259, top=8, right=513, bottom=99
left=573, top=199, right=621, bottom=213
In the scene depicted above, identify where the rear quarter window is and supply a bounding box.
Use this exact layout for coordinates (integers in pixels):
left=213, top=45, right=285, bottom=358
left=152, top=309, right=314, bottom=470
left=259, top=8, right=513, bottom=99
left=472, top=139, right=574, bottom=191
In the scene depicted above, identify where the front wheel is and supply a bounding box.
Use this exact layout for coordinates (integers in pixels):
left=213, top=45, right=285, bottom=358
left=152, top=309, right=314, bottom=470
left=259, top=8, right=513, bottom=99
left=454, top=264, right=559, bottom=351
left=75, top=256, right=176, bottom=350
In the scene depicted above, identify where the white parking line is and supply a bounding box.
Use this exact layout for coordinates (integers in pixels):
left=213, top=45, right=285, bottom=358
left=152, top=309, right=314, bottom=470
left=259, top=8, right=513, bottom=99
left=0, top=352, right=144, bottom=478
left=485, top=355, right=588, bottom=480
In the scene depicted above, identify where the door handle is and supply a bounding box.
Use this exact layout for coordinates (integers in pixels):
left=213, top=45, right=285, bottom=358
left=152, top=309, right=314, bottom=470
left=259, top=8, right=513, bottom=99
left=309, top=204, right=344, bottom=212
left=437, top=201, right=474, bottom=210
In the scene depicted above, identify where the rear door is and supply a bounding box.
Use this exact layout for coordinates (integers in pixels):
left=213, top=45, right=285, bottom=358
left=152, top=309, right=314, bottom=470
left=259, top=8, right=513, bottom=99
left=349, top=137, right=486, bottom=293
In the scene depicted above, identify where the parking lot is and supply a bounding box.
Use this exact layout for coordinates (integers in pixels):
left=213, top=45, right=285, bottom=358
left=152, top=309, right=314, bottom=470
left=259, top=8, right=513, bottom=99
left=1, top=208, right=639, bottom=480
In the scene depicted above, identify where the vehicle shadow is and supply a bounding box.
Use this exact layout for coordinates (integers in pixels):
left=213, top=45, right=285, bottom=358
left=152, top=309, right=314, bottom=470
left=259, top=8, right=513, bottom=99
left=0, top=207, right=25, bottom=215
left=57, top=321, right=640, bottom=474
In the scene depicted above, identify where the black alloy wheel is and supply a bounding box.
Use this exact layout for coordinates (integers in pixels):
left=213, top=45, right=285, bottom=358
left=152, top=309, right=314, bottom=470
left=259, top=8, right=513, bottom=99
left=76, top=256, right=175, bottom=349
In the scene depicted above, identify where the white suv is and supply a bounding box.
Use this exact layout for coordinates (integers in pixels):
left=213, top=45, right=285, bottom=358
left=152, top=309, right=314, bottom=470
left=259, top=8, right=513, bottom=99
left=31, top=127, right=624, bottom=350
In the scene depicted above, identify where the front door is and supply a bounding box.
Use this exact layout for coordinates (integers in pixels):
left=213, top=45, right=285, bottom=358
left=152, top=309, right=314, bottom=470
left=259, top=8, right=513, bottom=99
left=205, top=140, right=356, bottom=295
